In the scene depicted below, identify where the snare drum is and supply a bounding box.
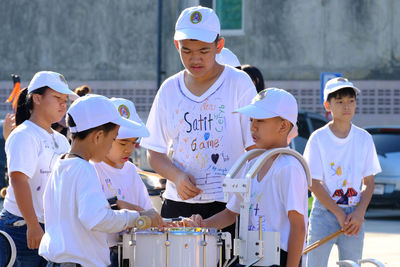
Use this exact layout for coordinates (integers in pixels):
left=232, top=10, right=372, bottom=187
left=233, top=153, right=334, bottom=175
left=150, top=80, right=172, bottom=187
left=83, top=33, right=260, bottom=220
left=121, top=228, right=220, bottom=267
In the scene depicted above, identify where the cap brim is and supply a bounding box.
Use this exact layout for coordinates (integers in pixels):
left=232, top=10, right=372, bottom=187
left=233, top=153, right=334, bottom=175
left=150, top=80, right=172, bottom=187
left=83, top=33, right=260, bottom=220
left=174, top=28, right=218, bottom=43
left=111, top=114, right=147, bottom=139
left=234, top=104, right=280, bottom=119
left=117, top=123, right=150, bottom=139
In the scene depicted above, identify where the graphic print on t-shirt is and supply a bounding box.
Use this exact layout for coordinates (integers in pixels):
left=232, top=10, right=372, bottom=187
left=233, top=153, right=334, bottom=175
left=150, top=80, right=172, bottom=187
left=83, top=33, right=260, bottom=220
left=248, top=191, right=267, bottom=231
left=329, top=162, right=358, bottom=206
left=103, top=178, right=125, bottom=200
left=174, top=96, right=230, bottom=201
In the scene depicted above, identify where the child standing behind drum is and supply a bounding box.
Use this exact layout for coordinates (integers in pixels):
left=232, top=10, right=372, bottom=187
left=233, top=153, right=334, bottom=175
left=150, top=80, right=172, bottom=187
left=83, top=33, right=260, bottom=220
left=190, top=89, right=308, bottom=267
left=39, top=95, right=162, bottom=267
left=92, top=98, right=153, bottom=267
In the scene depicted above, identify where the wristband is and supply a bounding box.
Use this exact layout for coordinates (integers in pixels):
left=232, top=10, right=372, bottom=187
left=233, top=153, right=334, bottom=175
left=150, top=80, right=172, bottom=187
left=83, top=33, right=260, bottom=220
left=107, top=196, right=118, bottom=210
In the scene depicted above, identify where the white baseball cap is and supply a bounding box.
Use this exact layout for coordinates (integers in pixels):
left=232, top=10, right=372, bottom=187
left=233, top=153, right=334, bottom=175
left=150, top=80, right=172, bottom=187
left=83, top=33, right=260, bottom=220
left=235, top=88, right=298, bottom=137
left=28, top=71, right=78, bottom=100
left=174, top=6, right=220, bottom=43
left=323, top=77, right=360, bottom=102
left=110, top=98, right=150, bottom=139
left=67, top=94, right=142, bottom=134
left=216, top=48, right=241, bottom=67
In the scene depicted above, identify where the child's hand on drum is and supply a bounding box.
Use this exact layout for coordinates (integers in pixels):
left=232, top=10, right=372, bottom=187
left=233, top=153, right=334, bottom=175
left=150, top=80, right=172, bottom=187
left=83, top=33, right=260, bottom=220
left=140, top=209, right=163, bottom=227
left=117, top=199, right=144, bottom=211
left=189, top=214, right=204, bottom=227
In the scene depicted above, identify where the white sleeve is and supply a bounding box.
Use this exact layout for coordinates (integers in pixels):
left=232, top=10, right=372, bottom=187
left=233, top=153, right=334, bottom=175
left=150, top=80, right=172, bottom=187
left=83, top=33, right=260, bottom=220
left=226, top=194, right=241, bottom=214
left=6, top=131, right=39, bottom=178
left=238, top=85, right=257, bottom=149
left=76, top=167, right=139, bottom=233
left=278, top=162, right=308, bottom=216
left=362, top=134, right=382, bottom=177
left=140, top=89, right=171, bottom=153
left=303, top=133, right=324, bottom=181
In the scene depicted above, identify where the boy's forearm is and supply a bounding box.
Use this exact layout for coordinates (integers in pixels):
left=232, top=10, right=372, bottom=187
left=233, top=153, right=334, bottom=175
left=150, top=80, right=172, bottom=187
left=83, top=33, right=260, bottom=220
left=355, top=175, right=374, bottom=215
left=147, top=149, right=184, bottom=184
left=287, top=212, right=305, bottom=267
left=203, top=208, right=237, bottom=229
left=310, top=179, right=343, bottom=217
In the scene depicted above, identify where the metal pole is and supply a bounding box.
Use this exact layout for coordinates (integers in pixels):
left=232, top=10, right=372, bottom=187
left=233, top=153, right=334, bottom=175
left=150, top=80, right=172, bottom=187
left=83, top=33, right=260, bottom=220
left=156, top=0, right=163, bottom=89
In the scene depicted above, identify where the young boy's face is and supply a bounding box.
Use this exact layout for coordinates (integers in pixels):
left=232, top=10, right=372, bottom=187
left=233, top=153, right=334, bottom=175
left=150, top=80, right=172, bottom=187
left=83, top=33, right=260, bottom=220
left=105, top=137, right=139, bottom=169
left=175, top=38, right=224, bottom=78
left=92, top=126, right=120, bottom=163
left=250, top=117, right=288, bottom=149
left=324, top=95, right=356, bottom=122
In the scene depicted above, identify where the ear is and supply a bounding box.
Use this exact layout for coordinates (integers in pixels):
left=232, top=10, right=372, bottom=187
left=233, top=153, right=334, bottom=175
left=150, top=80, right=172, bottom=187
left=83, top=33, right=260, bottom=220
left=216, top=37, right=225, bottom=53
left=92, top=129, right=105, bottom=145
left=32, top=94, right=42, bottom=105
left=174, top=40, right=180, bottom=52
left=280, top=120, right=291, bottom=135
left=323, top=101, right=331, bottom=112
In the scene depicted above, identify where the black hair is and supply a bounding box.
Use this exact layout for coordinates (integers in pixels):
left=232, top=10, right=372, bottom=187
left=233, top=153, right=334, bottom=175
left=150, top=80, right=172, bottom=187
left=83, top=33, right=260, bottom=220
left=327, top=87, right=357, bottom=102
left=240, top=65, right=265, bottom=93
left=15, top=86, right=48, bottom=126
left=74, top=85, right=92, bottom=97
left=66, top=114, right=117, bottom=140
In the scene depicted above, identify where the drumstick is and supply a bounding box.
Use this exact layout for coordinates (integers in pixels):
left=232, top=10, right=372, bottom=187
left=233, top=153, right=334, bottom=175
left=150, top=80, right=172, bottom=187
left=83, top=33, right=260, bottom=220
left=137, top=169, right=164, bottom=179
left=302, top=229, right=343, bottom=255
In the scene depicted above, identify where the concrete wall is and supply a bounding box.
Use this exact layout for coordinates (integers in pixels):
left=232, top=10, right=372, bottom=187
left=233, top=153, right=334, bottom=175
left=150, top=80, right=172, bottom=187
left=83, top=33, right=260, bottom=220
left=1, top=1, right=400, bottom=82
left=0, top=0, right=159, bottom=81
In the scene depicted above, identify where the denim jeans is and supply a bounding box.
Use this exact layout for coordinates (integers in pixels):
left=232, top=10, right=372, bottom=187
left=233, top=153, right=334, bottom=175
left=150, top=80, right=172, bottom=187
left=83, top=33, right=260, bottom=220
left=0, top=209, right=47, bottom=267
left=306, top=200, right=364, bottom=267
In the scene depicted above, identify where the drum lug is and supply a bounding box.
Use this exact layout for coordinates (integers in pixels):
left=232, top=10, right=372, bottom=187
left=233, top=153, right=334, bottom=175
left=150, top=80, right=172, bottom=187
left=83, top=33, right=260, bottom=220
left=129, top=240, right=136, bottom=247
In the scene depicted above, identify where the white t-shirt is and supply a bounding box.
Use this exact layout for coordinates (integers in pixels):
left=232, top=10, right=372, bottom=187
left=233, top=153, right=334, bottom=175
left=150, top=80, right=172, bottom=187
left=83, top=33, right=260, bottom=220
left=140, top=66, right=256, bottom=203
left=303, top=123, right=381, bottom=207
left=226, top=154, right=308, bottom=251
left=4, top=120, right=70, bottom=223
left=39, top=157, right=140, bottom=267
left=92, top=161, right=153, bottom=247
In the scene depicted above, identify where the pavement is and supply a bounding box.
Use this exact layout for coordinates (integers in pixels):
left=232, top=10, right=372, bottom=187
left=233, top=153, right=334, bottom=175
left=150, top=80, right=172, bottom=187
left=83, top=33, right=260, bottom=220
left=327, top=209, right=400, bottom=267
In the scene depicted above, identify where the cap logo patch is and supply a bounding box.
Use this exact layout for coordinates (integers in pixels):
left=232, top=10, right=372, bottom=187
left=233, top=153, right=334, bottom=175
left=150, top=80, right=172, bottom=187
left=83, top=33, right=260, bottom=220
left=59, top=74, right=67, bottom=84
left=337, top=77, right=348, bottom=83
left=252, top=89, right=268, bottom=103
left=118, top=105, right=130, bottom=119
left=190, top=11, right=202, bottom=24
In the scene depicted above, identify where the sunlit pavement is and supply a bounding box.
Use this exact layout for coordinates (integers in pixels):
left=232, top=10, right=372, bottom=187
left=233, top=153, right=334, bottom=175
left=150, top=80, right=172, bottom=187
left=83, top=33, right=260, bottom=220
left=327, top=209, right=400, bottom=267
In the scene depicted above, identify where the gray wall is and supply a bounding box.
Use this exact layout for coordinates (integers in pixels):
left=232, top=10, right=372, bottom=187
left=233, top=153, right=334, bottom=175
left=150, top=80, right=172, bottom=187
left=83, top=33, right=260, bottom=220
left=1, top=0, right=399, bottom=82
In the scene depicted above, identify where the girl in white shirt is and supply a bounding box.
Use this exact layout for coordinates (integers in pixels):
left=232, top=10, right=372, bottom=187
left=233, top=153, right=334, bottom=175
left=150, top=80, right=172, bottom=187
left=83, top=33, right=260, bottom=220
left=92, top=98, right=153, bottom=267
left=0, top=71, right=77, bottom=267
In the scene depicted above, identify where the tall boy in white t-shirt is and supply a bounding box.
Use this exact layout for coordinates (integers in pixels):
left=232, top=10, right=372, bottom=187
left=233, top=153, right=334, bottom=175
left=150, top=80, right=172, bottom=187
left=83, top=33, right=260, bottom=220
left=39, top=95, right=162, bottom=267
left=92, top=98, right=153, bottom=267
left=189, top=88, right=308, bottom=267
left=304, top=77, right=381, bottom=266
left=140, top=6, right=256, bottom=234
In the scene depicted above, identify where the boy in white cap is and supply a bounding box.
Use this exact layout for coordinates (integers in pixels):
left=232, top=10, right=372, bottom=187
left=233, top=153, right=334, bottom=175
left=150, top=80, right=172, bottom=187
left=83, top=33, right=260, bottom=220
left=304, top=77, right=381, bottom=266
left=0, top=71, right=77, bottom=266
left=39, top=94, right=163, bottom=267
left=189, top=88, right=308, bottom=267
left=92, top=98, right=153, bottom=267
left=140, top=6, right=257, bottom=238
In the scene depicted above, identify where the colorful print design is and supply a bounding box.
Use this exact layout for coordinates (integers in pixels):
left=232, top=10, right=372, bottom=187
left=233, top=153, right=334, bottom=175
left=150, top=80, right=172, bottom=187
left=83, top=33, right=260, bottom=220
left=330, top=162, right=358, bottom=205
left=174, top=96, right=230, bottom=201
left=190, top=11, right=202, bottom=24
left=103, top=178, right=125, bottom=200
left=118, top=105, right=130, bottom=119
